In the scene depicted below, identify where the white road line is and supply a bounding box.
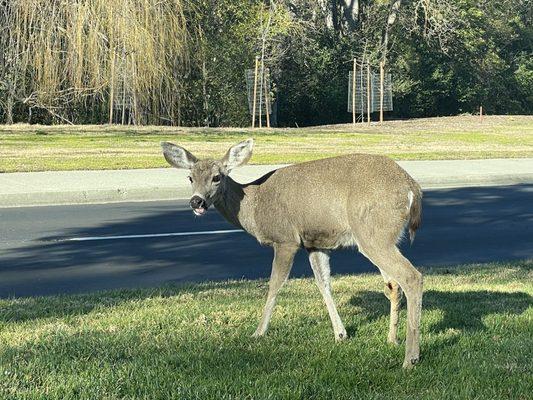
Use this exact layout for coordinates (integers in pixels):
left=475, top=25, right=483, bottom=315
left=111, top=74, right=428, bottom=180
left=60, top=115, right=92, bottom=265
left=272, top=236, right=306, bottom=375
left=64, top=229, right=244, bottom=242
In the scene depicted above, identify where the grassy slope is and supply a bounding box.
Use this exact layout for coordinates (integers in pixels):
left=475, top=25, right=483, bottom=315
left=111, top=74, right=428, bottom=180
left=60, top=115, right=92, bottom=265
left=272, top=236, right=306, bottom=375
left=1, top=261, right=531, bottom=399
left=0, top=115, right=532, bottom=172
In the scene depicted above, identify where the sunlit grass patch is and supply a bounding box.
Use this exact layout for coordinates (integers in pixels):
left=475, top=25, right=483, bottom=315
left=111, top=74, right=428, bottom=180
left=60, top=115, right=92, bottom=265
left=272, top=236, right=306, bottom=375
left=0, top=260, right=531, bottom=399
left=0, top=115, right=532, bottom=172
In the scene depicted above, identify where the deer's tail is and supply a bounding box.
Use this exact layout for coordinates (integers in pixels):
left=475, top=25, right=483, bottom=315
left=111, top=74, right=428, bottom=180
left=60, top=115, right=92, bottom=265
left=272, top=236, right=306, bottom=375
left=408, top=186, right=423, bottom=244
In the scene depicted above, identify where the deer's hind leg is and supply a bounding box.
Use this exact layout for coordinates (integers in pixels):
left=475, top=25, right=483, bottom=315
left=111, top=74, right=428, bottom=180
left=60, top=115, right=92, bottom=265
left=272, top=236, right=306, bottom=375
left=358, top=242, right=423, bottom=369
left=253, top=243, right=298, bottom=338
left=380, top=270, right=403, bottom=345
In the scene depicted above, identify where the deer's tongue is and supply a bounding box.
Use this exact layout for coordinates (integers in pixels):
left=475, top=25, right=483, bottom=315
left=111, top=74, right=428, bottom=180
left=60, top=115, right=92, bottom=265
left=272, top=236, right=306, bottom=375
left=193, top=207, right=207, bottom=216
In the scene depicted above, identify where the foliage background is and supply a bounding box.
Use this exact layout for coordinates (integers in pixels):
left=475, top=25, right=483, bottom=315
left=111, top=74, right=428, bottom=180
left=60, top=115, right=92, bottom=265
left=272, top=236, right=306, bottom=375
left=0, top=0, right=531, bottom=127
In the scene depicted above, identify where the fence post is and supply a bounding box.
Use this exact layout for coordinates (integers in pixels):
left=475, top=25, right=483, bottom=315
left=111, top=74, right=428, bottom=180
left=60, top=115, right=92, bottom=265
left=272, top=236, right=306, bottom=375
left=360, top=61, right=364, bottom=124
left=121, top=56, right=127, bottom=126
left=252, top=56, right=259, bottom=128
left=108, top=7, right=115, bottom=125
left=367, top=62, right=371, bottom=125
left=380, top=61, right=384, bottom=124
left=264, top=70, right=270, bottom=128
left=259, top=59, right=264, bottom=128
left=109, top=50, right=115, bottom=124
left=352, top=58, right=356, bottom=126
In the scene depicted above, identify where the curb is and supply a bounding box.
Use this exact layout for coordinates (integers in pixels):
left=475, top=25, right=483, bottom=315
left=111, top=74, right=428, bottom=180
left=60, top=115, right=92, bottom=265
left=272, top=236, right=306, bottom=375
left=1, top=161, right=532, bottom=207
left=2, top=175, right=532, bottom=208
left=0, top=188, right=185, bottom=208
left=415, top=174, right=533, bottom=189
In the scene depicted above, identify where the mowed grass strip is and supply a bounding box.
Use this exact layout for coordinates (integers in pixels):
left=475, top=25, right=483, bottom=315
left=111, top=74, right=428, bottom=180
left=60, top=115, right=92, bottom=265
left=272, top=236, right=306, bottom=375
left=0, top=260, right=531, bottom=399
left=0, top=115, right=532, bottom=172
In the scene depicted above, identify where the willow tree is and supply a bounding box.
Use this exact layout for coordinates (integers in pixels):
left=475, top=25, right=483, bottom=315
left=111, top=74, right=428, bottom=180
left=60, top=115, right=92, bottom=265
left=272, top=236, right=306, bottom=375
left=0, top=0, right=190, bottom=124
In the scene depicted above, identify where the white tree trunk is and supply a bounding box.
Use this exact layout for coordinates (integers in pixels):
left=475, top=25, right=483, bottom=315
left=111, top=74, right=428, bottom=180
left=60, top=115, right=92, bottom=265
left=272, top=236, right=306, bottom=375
left=381, top=0, right=402, bottom=61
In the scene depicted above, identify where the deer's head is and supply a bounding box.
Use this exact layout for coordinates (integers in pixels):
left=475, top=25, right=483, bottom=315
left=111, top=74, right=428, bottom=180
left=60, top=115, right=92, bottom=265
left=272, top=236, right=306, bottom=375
left=161, top=139, right=254, bottom=216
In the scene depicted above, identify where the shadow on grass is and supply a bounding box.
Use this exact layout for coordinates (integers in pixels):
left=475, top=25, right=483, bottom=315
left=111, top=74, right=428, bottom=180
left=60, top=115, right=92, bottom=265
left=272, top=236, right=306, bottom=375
left=1, top=263, right=532, bottom=399
left=0, top=280, right=258, bottom=324
left=1, top=286, right=532, bottom=399
left=349, top=289, right=532, bottom=334
left=3, top=270, right=531, bottom=334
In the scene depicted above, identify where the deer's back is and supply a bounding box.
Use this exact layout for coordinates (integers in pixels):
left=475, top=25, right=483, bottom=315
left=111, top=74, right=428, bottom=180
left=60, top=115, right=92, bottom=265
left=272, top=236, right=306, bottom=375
left=247, top=154, right=421, bottom=248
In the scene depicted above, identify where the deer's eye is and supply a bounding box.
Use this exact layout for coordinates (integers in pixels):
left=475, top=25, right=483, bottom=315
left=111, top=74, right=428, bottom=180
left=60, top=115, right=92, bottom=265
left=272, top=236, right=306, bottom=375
left=188, top=176, right=193, bottom=183
left=212, top=175, right=221, bottom=183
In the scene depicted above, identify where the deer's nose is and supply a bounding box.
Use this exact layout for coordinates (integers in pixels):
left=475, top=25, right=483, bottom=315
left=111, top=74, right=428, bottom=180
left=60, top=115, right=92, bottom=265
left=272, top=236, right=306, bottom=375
left=190, top=195, right=206, bottom=209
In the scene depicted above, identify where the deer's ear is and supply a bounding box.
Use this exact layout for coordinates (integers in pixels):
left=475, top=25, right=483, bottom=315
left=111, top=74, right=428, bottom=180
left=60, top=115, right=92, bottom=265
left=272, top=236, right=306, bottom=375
left=161, top=142, right=198, bottom=169
left=222, top=138, right=254, bottom=172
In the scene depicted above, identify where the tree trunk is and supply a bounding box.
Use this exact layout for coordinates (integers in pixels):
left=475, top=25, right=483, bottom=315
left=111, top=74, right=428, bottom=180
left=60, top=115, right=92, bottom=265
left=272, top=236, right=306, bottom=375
left=202, top=58, right=209, bottom=127
left=6, top=92, right=14, bottom=124
left=176, top=91, right=182, bottom=127
left=331, top=0, right=340, bottom=31
left=381, top=0, right=402, bottom=62
left=342, top=0, right=359, bottom=30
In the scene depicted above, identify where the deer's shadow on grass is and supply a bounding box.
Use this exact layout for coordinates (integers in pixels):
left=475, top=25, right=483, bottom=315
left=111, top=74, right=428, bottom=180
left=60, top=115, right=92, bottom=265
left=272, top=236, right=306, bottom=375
left=1, top=284, right=532, bottom=394
left=348, top=289, right=532, bottom=334
left=0, top=281, right=253, bottom=324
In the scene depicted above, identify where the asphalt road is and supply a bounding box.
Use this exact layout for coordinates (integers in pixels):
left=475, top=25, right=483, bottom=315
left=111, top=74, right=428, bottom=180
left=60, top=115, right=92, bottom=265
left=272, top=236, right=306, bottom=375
left=1, top=184, right=532, bottom=298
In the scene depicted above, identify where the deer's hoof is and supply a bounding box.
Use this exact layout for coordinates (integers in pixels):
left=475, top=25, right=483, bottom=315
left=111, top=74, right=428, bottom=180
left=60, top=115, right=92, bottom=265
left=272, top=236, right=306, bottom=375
left=402, top=356, right=420, bottom=369
left=335, top=331, right=348, bottom=342
left=387, top=337, right=400, bottom=346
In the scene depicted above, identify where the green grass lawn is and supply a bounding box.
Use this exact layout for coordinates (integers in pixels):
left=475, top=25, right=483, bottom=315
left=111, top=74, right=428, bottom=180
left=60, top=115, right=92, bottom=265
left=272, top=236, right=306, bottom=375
left=0, top=115, right=532, bottom=172
left=1, top=260, right=531, bottom=399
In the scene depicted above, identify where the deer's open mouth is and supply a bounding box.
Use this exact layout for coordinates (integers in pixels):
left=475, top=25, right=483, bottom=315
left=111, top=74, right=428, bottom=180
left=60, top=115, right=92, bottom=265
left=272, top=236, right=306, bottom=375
left=193, top=207, right=207, bottom=216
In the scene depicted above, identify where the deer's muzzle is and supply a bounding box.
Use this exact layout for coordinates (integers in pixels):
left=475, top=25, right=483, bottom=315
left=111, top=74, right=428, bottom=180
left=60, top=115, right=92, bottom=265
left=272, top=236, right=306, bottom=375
left=190, top=195, right=208, bottom=216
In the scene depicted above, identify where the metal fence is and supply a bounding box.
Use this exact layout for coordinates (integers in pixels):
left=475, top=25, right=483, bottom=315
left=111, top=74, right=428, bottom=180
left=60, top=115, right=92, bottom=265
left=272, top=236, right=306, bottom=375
left=347, top=70, right=393, bottom=114
left=245, top=68, right=272, bottom=116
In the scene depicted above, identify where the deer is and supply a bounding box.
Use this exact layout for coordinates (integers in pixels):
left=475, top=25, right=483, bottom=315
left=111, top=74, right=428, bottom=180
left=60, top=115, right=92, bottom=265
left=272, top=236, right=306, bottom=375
left=161, top=138, right=423, bottom=368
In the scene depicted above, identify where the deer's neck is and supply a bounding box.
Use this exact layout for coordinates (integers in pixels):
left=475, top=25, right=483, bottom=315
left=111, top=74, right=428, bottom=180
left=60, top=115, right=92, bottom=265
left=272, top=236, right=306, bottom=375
left=213, top=176, right=256, bottom=234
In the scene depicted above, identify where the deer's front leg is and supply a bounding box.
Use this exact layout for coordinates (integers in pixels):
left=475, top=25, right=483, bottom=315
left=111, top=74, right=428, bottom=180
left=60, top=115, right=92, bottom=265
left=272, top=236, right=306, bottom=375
left=307, top=249, right=347, bottom=341
left=253, top=244, right=298, bottom=338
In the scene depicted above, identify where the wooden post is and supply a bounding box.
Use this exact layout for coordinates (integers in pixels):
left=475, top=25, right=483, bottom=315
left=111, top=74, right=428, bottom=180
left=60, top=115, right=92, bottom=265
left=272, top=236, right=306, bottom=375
left=264, top=69, right=270, bottom=128
left=360, top=63, right=364, bottom=124
left=479, top=105, right=483, bottom=123
left=108, top=8, right=115, bottom=125
left=380, top=61, right=384, bottom=124
left=121, top=71, right=127, bottom=125
left=109, top=52, right=115, bottom=124
left=131, top=52, right=138, bottom=125
left=352, top=58, right=356, bottom=126
left=258, top=59, right=263, bottom=128
left=121, top=85, right=126, bottom=125
left=251, top=56, right=259, bottom=128
left=367, top=62, right=371, bottom=124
